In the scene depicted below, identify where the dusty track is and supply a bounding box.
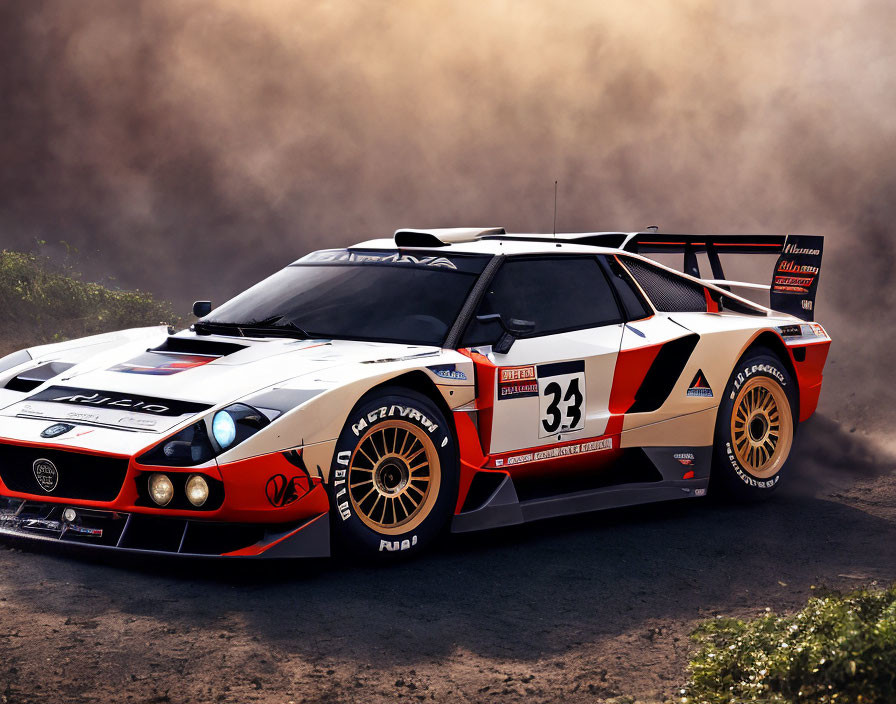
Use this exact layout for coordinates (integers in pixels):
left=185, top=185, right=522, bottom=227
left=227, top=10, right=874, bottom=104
left=0, top=415, right=893, bottom=703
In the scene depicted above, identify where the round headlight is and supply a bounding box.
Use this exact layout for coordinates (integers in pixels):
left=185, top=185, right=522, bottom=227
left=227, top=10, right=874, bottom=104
left=185, top=474, right=209, bottom=507
left=212, top=411, right=237, bottom=449
left=148, top=473, right=174, bottom=506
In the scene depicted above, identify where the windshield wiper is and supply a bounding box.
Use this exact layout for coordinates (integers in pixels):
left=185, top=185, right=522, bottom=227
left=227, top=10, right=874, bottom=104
left=193, top=316, right=310, bottom=340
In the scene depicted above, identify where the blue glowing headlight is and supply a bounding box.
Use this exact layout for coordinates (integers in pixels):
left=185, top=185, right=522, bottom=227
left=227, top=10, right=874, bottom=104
left=212, top=410, right=237, bottom=449
left=138, top=403, right=270, bottom=467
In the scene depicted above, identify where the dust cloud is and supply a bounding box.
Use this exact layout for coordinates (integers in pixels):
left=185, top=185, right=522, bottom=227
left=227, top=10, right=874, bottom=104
left=1, top=0, right=894, bottom=421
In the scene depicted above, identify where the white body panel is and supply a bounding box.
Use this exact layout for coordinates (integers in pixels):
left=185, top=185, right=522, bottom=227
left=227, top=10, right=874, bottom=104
left=482, top=324, right=623, bottom=453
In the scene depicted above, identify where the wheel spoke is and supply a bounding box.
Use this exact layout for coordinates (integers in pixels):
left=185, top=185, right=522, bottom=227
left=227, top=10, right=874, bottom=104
left=396, top=428, right=410, bottom=457
left=359, top=441, right=378, bottom=467
left=354, top=484, right=377, bottom=505
left=398, top=492, right=416, bottom=516
left=405, top=446, right=426, bottom=465
left=409, top=460, right=430, bottom=474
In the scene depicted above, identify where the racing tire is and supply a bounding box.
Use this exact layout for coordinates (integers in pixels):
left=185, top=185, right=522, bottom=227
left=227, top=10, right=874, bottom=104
left=710, top=347, right=798, bottom=501
left=327, top=387, right=458, bottom=559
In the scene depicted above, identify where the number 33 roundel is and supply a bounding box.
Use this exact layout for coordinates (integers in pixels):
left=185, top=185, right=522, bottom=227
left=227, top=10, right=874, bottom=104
left=537, top=361, right=586, bottom=438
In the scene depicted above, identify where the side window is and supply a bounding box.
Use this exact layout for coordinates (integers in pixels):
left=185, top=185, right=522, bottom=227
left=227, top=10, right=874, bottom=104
left=462, top=256, right=622, bottom=346
left=603, top=256, right=652, bottom=320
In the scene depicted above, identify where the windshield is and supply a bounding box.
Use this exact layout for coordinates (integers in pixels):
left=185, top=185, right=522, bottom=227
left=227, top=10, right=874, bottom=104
left=201, top=249, right=490, bottom=346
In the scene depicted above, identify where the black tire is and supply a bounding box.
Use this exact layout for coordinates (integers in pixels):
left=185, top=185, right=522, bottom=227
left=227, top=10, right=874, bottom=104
left=710, top=347, right=798, bottom=501
left=327, top=387, right=458, bottom=559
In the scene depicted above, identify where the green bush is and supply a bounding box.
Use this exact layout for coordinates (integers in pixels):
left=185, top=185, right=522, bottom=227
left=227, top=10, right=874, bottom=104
left=0, top=249, right=181, bottom=350
left=683, top=585, right=896, bottom=704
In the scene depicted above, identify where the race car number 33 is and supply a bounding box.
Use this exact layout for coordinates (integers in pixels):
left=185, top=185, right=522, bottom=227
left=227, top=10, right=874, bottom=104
left=537, top=361, right=586, bottom=437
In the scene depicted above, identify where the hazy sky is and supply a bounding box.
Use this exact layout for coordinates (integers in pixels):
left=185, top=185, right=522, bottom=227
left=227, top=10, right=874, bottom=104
left=2, top=0, right=895, bottom=412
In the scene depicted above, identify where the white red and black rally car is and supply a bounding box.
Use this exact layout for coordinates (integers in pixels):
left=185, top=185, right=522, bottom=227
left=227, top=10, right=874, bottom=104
left=0, top=228, right=829, bottom=559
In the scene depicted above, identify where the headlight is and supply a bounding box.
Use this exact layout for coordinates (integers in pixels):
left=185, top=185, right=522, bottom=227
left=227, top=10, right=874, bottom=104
left=0, top=349, right=32, bottom=375
left=137, top=404, right=270, bottom=467
left=210, top=404, right=269, bottom=451
left=148, top=473, right=174, bottom=506
left=185, top=474, right=209, bottom=507
left=212, top=410, right=237, bottom=449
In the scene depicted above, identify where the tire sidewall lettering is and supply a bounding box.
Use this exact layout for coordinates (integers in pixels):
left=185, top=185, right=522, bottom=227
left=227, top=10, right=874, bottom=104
left=729, top=363, right=786, bottom=400
left=331, top=394, right=454, bottom=555
left=351, top=404, right=440, bottom=437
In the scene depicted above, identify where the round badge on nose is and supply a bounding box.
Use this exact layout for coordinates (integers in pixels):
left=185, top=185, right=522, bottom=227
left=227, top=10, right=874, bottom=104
left=41, top=423, right=74, bottom=439
left=33, top=458, right=59, bottom=493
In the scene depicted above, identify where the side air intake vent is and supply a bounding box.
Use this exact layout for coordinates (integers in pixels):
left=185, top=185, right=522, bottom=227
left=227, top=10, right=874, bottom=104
left=623, top=259, right=707, bottom=312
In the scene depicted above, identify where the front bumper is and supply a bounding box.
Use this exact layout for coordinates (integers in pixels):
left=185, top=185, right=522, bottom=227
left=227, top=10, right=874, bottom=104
left=0, top=496, right=330, bottom=558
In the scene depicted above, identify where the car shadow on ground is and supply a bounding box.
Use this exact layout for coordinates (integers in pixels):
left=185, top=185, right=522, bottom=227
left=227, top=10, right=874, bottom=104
left=2, top=414, right=894, bottom=669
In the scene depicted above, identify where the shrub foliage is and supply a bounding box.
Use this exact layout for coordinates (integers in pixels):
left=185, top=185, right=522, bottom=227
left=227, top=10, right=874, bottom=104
left=0, top=249, right=179, bottom=349
left=683, top=585, right=896, bottom=704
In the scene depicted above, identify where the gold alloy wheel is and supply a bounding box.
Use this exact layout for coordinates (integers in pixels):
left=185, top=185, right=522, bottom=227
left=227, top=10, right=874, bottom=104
left=730, top=376, right=793, bottom=479
left=348, top=419, right=441, bottom=535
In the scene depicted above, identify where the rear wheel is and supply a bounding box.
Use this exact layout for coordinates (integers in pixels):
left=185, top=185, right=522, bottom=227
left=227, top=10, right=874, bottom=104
left=328, top=387, right=457, bottom=558
left=711, top=348, right=797, bottom=500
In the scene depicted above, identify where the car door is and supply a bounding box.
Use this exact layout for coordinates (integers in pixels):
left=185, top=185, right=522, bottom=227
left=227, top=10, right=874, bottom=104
left=460, top=255, right=625, bottom=458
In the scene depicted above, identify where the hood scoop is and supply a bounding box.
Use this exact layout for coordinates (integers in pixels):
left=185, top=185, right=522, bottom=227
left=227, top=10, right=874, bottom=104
left=152, top=337, right=247, bottom=356
left=103, top=336, right=248, bottom=377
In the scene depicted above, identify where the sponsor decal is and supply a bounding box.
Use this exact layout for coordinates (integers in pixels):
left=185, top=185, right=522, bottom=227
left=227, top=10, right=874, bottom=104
left=110, top=352, right=215, bottom=376
left=498, top=365, right=538, bottom=400
left=66, top=524, right=103, bottom=537
left=537, top=361, right=586, bottom=437
left=770, top=235, right=823, bottom=320
left=503, top=437, right=612, bottom=466
left=27, top=386, right=210, bottom=417
left=304, top=250, right=458, bottom=269
left=32, top=458, right=59, bottom=493
left=687, top=370, right=713, bottom=398
left=777, top=325, right=802, bottom=337
left=429, top=364, right=467, bottom=381
left=498, top=365, right=538, bottom=401
left=783, top=243, right=821, bottom=256
left=674, top=452, right=695, bottom=466
left=40, top=423, right=74, bottom=439
left=265, top=474, right=310, bottom=508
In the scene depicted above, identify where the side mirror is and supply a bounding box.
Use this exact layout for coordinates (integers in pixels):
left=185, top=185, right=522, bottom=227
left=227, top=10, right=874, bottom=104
left=192, top=300, right=212, bottom=318
left=476, top=314, right=535, bottom=354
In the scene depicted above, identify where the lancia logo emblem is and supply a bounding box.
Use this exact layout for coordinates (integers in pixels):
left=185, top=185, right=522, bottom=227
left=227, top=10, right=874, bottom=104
left=32, top=458, right=59, bottom=493
left=41, top=423, right=74, bottom=439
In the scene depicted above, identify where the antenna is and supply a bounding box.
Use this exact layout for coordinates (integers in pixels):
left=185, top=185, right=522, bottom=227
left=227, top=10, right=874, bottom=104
left=552, top=180, right=558, bottom=237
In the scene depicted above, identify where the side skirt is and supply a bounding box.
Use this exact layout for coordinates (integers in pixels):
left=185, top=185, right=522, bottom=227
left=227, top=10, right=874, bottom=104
left=451, top=446, right=711, bottom=533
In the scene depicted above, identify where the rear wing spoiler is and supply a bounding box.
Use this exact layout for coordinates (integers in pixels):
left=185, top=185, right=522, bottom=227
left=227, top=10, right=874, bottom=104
left=622, top=233, right=824, bottom=321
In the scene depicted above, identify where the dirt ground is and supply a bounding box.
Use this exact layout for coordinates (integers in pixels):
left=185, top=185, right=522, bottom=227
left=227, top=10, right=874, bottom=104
left=0, top=409, right=893, bottom=704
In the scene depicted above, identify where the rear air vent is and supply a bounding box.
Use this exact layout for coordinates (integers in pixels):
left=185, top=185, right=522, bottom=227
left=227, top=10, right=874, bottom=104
left=623, top=259, right=707, bottom=312
left=4, top=361, right=74, bottom=393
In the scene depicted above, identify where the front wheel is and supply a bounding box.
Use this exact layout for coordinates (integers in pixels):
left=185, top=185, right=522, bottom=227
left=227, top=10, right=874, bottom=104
left=711, top=348, right=797, bottom=500
left=327, top=387, right=458, bottom=559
